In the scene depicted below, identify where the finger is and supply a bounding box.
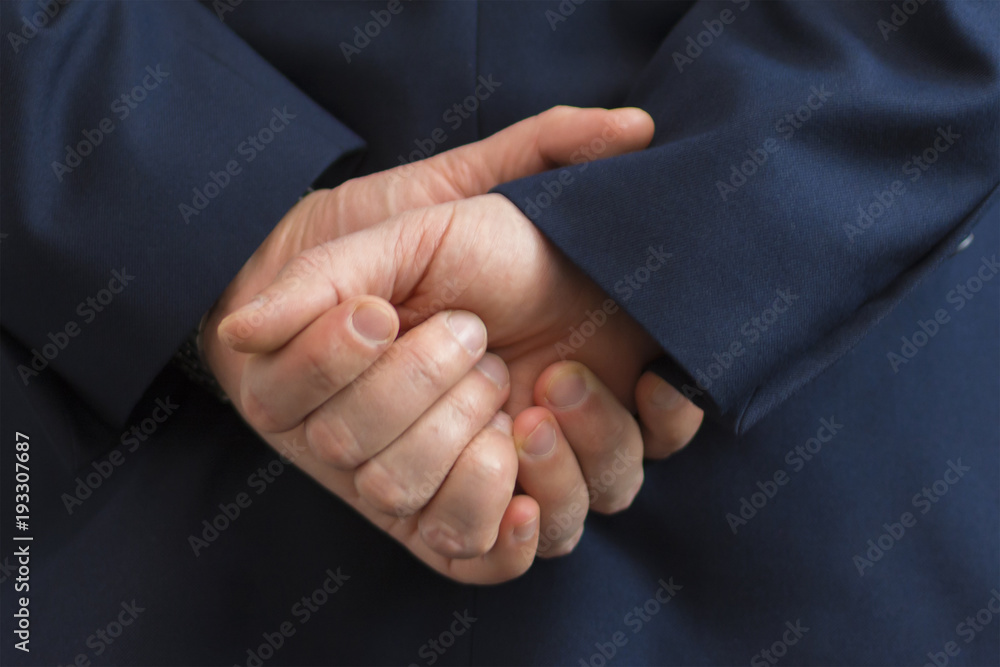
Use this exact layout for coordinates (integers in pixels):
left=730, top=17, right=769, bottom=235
left=217, top=200, right=456, bottom=353
left=328, top=106, right=655, bottom=236
left=417, top=414, right=519, bottom=559
left=274, top=428, right=539, bottom=586
left=513, top=406, right=589, bottom=558
left=394, top=106, right=655, bottom=206
left=302, top=310, right=487, bottom=470
left=535, top=361, right=644, bottom=515
left=353, top=354, right=510, bottom=517
left=239, top=296, right=398, bottom=433
left=439, top=493, right=539, bottom=585
left=219, top=107, right=655, bottom=351
left=635, top=371, right=704, bottom=459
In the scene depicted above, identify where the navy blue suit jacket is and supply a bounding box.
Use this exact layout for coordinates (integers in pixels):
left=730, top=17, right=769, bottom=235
left=2, top=1, right=998, bottom=665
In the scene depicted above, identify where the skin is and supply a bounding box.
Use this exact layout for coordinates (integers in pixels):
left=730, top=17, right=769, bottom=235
left=204, top=107, right=704, bottom=584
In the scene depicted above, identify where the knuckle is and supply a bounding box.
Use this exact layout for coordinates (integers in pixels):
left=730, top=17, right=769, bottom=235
left=430, top=515, right=495, bottom=558
left=312, top=187, right=342, bottom=221
left=465, top=440, right=513, bottom=490
left=301, top=340, right=347, bottom=396
left=283, top=250, right=320, bottom=284
left=397, top=339, right=451, bottom=395
left=419, top=514, right=470, bottom=558
left=430, top=151, right=479, bottom=196
left=354, top=460, right=415, bottom=517
left=444, top=389, right=490, bottom=432
left=355, top=342, right=401, bottom=389
left=543, top=105, right=574, bottom=122
left=304, top=411, right=363, bottom=470
left=300, top=188, right=331, bottom=214
left=401, top=203, right=458, bottom=272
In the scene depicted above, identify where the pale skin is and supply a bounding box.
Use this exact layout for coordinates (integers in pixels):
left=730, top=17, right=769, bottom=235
left=203, top=107, right=704, bottom=584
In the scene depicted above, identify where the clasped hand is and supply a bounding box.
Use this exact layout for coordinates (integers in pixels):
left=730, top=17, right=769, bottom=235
left=202, top=107, right=703, bottom=584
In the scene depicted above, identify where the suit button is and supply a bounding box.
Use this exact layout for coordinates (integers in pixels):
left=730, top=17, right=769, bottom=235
left=951, top=233, right=974, bottom=256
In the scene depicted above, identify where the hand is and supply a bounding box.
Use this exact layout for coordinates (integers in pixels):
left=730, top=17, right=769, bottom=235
left=216, top=136, right=704, bottom=567
left=205, top=107, right=703, bottom=583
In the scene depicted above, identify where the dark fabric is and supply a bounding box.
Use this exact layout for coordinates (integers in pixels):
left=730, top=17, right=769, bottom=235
left=494, top=0, right=1000, bottom=433
left=1, top=0, right=365, bottom=429
left=1, top=1, right=997, bottom=665
left=2, top=210, right=996, bottom=667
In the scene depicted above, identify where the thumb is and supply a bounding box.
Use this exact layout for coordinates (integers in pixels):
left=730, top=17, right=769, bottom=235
left=218, top=200, right=458, bottom=352
left=328, top=106, right=654, bottom=234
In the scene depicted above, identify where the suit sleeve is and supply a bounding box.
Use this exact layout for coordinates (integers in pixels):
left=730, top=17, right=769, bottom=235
left=494, top=0, right=999, bottom=434
left=1, top=0, right=365, bottom=426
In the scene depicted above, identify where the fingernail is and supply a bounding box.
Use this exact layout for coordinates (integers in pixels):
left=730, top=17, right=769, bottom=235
left=475, top=354, right=508, bottom=388
left=513, top=517, right=538, bottom=542
left=546, top=368, right=588, bottom=409
left=521, top=420, right=555, bottom=457
left=650, top=378, right=683, bottom=410
left=488, top=412, right=513, bottom=436
left=351, top=302, right=395, bottom=344
left=447, top=311, right=486, bottom=354
left=611, top=107, right=649, bottom=129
